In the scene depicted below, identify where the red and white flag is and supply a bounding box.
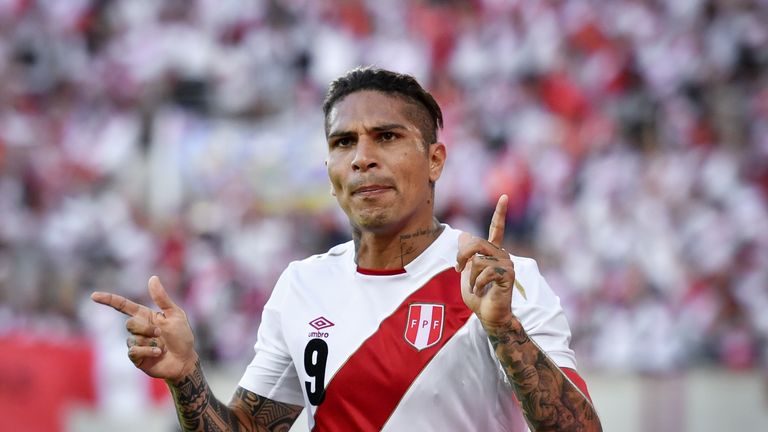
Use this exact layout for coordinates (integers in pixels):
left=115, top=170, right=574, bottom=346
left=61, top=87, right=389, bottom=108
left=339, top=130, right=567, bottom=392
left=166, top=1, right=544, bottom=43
left=404, top=303, right=444, bottom=350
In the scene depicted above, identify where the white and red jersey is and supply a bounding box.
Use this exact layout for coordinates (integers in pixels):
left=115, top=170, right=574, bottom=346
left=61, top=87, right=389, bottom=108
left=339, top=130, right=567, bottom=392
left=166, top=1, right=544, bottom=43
left=239, top=225, right=588, bottom=431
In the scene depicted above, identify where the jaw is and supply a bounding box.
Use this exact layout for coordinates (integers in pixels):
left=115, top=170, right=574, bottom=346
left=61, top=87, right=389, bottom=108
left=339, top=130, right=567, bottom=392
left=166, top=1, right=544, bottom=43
left=346, top=201, right=397, bottom=232
left=338, top=182, right=435, bottom=237
left=346, top=198, right=432, bottom=238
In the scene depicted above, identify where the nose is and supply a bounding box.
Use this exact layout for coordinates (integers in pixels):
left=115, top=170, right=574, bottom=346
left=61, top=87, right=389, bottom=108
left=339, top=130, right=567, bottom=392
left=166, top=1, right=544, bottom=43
left=351, top=137, right=378, bottom=172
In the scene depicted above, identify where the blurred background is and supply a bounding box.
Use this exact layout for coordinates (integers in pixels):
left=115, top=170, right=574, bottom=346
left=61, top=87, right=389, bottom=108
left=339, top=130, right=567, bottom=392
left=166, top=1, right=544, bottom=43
left=0, top=0, right=766, bottom=431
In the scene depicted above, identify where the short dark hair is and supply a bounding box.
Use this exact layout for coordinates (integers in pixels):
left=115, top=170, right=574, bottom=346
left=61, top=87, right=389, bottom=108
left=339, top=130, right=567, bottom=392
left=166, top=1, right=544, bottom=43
left=322, top=67, right=444, bottom=145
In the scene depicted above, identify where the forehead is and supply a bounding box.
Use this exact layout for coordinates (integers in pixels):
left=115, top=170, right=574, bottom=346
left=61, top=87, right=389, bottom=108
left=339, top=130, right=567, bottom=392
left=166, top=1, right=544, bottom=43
left=326, top=91, right=421, bottom=135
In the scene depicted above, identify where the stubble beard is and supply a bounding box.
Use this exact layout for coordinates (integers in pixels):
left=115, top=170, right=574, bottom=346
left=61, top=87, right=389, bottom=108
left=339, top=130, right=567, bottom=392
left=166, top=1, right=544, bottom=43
left=350, top=205, right=394, bottom=232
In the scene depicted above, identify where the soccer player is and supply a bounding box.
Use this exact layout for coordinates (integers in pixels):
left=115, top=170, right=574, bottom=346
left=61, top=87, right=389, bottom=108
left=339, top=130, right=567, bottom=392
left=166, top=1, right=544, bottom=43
left=92, top=68, right=601, bottom=431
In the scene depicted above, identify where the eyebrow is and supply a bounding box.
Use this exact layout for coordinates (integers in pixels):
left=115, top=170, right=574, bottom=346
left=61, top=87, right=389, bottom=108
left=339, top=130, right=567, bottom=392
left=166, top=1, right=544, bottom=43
left=369, top=123, right=408, bottom=133
left=327, top=123, right=409, bottom=140
left=327, top=130, right=354, bottom=140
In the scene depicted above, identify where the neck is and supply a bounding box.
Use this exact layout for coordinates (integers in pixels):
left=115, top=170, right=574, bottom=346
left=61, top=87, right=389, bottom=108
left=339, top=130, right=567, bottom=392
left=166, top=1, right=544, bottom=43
left=353, top=218, right=444, bottom=270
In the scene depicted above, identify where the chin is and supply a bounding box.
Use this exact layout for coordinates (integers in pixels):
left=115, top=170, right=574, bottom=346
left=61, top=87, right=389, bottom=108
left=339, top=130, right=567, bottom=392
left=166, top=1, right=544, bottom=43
left=351, top=209, right=395, bottom=232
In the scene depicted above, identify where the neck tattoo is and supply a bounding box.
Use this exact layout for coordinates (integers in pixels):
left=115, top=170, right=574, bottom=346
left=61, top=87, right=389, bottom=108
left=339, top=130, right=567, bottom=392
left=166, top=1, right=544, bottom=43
left=398, top=219, right=443, bottom=267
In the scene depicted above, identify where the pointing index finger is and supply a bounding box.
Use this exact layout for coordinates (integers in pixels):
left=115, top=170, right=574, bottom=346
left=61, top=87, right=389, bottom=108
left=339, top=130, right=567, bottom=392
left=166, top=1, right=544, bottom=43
left=91, top=291, right=143, bottom=317
left=488, top=194, right=508, bottom=247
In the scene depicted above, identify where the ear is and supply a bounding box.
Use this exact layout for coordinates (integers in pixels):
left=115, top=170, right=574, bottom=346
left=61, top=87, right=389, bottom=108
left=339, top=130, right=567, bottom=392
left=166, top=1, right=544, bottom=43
left=428, top=142, right=446, bottom=183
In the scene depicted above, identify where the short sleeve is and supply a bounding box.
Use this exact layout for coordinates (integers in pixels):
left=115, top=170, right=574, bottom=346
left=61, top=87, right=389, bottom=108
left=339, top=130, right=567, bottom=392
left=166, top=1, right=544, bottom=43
left=496, top=256, right=578, bottom=370
left=238, top=267, right=305, bottom=406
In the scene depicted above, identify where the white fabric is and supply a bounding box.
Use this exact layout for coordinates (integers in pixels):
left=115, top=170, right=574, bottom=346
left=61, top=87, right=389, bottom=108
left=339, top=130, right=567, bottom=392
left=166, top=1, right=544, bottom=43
left=238, top=225, right=577, bottom=431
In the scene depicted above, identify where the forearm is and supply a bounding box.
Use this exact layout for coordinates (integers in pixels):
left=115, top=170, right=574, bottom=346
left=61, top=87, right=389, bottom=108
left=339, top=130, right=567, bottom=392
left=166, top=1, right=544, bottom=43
left=486, top=318, right=601, bottom=432
left=168, top=360, right=302, bottom=432
left=167, top=359, right=242, bottom=432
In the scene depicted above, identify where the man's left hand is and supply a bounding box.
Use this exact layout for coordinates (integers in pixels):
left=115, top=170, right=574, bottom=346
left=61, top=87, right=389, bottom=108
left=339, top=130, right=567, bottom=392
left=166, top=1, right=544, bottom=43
left=455, top=195, right=517, bottom=329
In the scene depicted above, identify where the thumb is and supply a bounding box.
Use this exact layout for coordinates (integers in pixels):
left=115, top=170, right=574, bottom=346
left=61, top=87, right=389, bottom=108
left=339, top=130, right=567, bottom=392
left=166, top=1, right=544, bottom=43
left=148, top=275, right=179, bottom=313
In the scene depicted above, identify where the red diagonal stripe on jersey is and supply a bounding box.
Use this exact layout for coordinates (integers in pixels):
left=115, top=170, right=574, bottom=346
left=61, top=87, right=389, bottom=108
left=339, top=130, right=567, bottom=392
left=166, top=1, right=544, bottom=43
left=312, top=268, right=471, bottom=432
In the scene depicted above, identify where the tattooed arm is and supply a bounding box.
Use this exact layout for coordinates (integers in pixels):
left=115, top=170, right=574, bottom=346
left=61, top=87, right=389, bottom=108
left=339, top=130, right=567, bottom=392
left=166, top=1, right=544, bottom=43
left=168, top=359, right=303, bottom=432
left=457, top=196, right=601, bottom=431
left=91, top=277, right=303, bottom=432
left=486, top=319, right=600, bottom=432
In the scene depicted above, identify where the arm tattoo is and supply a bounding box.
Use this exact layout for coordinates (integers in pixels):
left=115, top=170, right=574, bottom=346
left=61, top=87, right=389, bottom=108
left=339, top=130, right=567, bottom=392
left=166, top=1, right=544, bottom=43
left=168, top=360, right=302, bottom=432
left=230, top=387, right=303, bottom=432
left=168, top=359, right=235, bottom=431
left=487, top=319, right=601, bottom=431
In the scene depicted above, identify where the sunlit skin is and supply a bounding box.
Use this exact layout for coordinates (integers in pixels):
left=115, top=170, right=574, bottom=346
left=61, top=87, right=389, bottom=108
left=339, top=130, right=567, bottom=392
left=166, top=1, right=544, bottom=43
left=90, top=87, right=601, bottom=432
left=325, top=90, right=446, bottom=270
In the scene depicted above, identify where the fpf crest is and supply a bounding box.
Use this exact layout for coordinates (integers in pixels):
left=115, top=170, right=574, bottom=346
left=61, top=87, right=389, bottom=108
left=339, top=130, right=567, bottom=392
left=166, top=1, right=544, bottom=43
left=404, top=303, right=444, bottom=350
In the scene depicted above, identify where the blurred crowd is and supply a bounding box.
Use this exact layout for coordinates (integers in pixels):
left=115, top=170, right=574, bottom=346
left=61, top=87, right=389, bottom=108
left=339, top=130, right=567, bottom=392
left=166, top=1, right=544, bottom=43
left=0, top=0, right=766, bottom=373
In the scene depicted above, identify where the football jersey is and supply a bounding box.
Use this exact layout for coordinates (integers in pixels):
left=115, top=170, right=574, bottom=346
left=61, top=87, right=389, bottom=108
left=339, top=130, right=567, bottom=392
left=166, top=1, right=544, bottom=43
left=239, top=225, right=581, bottom=431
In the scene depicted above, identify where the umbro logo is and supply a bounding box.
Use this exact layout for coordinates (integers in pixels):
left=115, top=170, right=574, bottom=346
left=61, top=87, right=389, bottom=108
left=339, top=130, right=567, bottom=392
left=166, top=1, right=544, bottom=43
left=309, top=317, right=334, bottom=330
left=308, top=316, right=334, bottom=338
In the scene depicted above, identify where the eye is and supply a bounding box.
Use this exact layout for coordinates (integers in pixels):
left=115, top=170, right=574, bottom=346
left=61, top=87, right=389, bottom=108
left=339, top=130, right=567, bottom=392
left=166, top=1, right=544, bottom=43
left=379, top=131, right=397, bottom=142
left=332, top=137, right=354, bottom=148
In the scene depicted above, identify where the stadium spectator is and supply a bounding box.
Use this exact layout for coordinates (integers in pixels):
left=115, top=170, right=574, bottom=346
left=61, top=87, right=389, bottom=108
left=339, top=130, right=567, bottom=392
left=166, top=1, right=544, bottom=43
left=0, top=0, right=765, bottom=377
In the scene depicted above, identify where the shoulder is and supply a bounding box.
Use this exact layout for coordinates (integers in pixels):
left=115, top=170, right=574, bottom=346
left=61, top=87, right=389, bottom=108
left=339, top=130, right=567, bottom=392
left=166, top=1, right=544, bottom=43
left=281, top=240, right=354, bottom=279
left=507, top=254, right=560, bottom=306
left=509, top=255, right=542, bottom=279
left=267, top=240, right=354, bottom=305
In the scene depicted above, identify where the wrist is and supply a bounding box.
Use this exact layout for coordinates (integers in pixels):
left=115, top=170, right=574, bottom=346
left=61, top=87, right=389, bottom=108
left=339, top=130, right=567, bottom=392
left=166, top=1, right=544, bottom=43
left=167, top=353, right=201, bottom=386
left=479, top=313, right=520, bottom=335
left=483, top=316, right=530, bottom=349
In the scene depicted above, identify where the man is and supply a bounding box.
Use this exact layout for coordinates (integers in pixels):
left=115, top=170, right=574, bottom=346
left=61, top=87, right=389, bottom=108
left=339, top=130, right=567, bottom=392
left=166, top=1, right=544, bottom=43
left=92, top=67, right=601, bottom=431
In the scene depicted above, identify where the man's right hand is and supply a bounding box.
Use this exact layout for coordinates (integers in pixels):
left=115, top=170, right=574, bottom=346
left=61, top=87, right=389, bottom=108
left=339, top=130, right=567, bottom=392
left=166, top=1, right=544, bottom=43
left=91, top=276, right=198, bottom=383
